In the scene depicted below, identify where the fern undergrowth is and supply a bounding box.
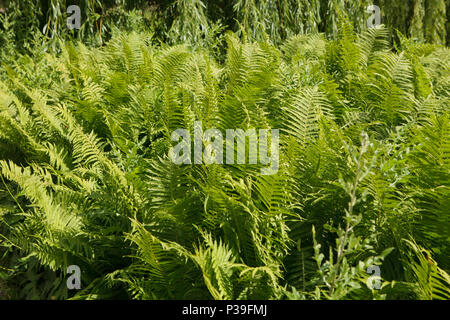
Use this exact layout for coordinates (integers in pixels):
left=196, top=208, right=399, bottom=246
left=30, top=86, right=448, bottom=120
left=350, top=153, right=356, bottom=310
left=0, top=23, right=449, bottom=300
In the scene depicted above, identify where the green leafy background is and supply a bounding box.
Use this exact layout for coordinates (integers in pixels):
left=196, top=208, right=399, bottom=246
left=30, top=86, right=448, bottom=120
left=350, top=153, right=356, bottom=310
left=0, top=0, right=449, bottom=300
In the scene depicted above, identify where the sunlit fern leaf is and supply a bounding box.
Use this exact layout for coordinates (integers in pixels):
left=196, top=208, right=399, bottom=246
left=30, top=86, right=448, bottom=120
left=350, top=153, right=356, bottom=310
left=404, top=239, right=450, bottom=300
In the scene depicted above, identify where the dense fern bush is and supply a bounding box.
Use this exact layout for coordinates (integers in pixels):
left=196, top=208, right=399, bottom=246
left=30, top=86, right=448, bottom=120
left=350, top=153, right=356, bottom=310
left=0, top=25, right=449, bottom=300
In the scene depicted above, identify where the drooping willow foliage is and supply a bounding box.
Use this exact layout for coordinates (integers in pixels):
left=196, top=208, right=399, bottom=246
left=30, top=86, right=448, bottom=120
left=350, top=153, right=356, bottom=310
left=0, top=0, right=448, bottom=54
left=0, top=13, right=449, bottom=299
